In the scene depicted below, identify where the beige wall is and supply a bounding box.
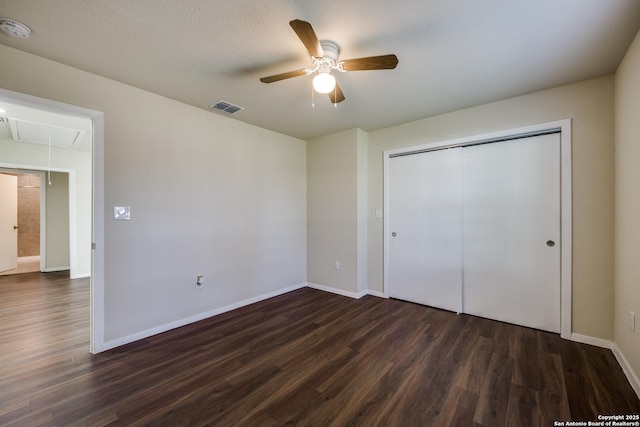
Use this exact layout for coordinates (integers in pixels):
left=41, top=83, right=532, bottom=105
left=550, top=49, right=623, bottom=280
left=0, top=44, right=307, bottom=346
left=366, top=76, right=615, bottom=340
left=307, top=128, right=369, bottom=296
left=45, top=172, right=70, bottom=270
left=356, top=129, right=368, bottom=295
left=614, top=30, right=640, bottom=381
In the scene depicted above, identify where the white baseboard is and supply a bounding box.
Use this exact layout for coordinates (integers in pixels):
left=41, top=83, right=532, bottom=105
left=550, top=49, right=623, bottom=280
left=101, top=282, right=307, bottom=351
left=569, top=333, right=613, bottom=349
left=44, top=266, right=70, bottom=273
left=305, top=282, right=388, bottom=300
left=569, top=333, right=640, bottom=399
left=306, top=282, right=363, bottom=299
left=611, top=344, right=640, bottom=399
left=366, top=289, right=387, bottom=299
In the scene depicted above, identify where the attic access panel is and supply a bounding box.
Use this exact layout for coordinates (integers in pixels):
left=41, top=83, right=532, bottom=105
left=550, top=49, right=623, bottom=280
left=8, top=118, right=86, bottom=149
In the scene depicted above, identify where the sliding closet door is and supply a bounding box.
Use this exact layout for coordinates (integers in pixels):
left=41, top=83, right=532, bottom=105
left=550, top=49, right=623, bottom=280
left=388, top=148, right=463, bottom=312
left=462, top=134, right=561, bottom=333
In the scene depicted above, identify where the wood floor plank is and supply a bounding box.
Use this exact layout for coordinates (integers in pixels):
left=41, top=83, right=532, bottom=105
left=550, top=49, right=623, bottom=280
left=538, top=351, right=571, bottom=424
left=473, top=351, right=514, bottom=426
left=455, top=334, right=494, bottom=394
left=504, top=383, right=542, bottom=427
left=1, top=272, right=639, bottom=426
left=447, top=387, right=479, bottom=427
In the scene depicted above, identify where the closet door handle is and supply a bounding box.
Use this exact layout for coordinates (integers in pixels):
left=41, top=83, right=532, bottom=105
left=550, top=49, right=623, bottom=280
left=13, top=225, right=19, bottom=230
left=546, top=240, right=555, bottom=247
left=391, top=232, right=397, bottom=237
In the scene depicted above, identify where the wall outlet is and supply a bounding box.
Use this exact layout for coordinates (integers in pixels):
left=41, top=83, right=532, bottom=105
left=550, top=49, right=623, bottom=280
left=196, top=275, right=204, bottom=290
left=630, top=311, right=636, bottom=332
left=334, top=261, right=341, bottom=270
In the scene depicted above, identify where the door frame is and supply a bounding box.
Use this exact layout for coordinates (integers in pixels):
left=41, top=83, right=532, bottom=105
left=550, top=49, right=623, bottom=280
left=0, top=87, right=105, bottom=354
left=383, top=119, right=572, bottom=339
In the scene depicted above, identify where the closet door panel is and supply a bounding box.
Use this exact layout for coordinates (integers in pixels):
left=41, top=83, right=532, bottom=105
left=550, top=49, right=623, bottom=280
left=388, top=148, right=463, bottom=312
left=462, top=134, right=561, bottom=332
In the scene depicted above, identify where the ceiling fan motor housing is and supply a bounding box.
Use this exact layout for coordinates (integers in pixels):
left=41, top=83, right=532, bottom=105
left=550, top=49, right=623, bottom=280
left=319, top=40, right=339, bottom=62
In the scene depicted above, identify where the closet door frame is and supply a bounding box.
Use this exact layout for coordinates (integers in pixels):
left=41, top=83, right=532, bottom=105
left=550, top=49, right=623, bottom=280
left=383, top=119, right=572, bottom=339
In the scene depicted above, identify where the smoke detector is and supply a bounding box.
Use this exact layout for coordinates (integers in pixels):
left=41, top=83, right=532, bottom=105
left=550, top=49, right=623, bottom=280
left=0, top=18, right=31, bottom=38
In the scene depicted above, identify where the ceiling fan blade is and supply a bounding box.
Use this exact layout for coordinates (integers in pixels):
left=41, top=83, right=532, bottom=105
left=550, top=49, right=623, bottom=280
left=289, top=19, right=324, bottom=58
left=341, top=54, right=399, bottom=71
left=260, top=69, right=308, bottom=83
left=328, top=82, right=346, bottom=104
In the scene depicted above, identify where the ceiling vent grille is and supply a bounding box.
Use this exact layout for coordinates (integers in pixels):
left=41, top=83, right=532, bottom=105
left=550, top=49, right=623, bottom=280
left=209, top=100, right=244, bottom=114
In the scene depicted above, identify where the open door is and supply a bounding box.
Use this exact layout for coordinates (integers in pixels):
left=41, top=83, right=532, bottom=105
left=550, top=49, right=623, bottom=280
left=0, top=173, right=18, bottom=273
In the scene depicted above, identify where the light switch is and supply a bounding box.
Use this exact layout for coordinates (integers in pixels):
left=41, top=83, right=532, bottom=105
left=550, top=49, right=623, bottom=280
left=113, top=206, right=131, bottom=220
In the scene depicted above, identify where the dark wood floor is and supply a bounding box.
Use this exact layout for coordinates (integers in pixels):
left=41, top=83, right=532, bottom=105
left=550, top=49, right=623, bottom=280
left=1, top=272, right=639, bottom=426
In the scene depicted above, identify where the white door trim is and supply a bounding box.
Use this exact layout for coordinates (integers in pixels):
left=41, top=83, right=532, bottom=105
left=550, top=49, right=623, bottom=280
left=383, top=119, right=572, bottom=339
left=0, top=87, right=105, bottom=353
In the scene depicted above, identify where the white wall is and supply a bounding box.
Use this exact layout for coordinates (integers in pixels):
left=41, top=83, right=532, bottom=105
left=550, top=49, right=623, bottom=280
left=0, top=139, right=90, bottom=276
left=614, top=30, right=640, bottom=385
left=0, top=44, right=307, bottom=347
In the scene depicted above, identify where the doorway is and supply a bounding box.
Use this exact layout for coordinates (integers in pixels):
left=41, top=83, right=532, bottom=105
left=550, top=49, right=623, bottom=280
left=0, top=87, right=105, bottom=353
left=0, top=169, right=73, bottom=277
left=0, top=171, right=45, bottom=275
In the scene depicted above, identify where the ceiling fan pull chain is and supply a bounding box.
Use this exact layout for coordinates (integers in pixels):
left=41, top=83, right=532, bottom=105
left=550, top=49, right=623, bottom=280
left=311, top=85, right=315, bottom=108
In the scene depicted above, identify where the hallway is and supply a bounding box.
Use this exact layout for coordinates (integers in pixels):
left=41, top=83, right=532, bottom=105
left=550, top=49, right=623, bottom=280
left=0, top=255, right=40, bottom=276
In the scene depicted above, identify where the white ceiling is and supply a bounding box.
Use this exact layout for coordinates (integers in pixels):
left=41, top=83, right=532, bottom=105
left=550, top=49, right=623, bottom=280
left=0, top=0, right=639, bottom=141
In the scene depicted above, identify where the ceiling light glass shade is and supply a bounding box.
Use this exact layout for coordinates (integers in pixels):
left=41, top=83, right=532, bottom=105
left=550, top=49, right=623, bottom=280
left=312, top=72, right=336, bottom=93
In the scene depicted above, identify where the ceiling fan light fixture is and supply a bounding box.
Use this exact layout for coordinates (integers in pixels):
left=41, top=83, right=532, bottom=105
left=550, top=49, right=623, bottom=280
left=313, top=72, right=336, bottom=94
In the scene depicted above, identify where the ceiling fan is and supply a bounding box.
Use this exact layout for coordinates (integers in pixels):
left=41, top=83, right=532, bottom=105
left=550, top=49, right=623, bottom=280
left=260, top=19, right=399, bottom=104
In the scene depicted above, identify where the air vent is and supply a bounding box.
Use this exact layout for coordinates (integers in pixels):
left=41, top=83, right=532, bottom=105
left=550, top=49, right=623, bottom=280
left=209, top=100, right=244, bottom=114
